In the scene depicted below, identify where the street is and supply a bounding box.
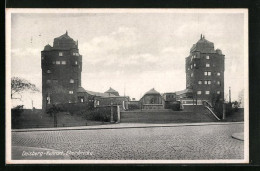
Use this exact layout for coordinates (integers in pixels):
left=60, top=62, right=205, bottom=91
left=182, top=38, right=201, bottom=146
left=12, top=123, right=244, bottom=160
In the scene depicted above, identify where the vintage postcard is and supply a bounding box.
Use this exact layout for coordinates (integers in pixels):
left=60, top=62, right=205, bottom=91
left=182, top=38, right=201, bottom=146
left=6, top=8, right=249, bottom=164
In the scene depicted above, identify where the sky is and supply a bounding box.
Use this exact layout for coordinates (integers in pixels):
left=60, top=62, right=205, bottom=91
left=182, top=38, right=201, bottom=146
left=10, top=10, right=246, bottom=109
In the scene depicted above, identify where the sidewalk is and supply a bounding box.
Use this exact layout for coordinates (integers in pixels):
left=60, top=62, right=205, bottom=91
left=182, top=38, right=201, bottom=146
left=12, top=121, right=244, bottom=132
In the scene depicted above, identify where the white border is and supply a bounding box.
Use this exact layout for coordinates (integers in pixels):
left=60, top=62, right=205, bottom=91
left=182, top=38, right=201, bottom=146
left=5, top=8, right=249, bottom=164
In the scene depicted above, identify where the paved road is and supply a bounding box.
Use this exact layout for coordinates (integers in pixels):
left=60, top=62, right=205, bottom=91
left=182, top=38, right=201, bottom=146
left=12, top=123, right=244, bottom=160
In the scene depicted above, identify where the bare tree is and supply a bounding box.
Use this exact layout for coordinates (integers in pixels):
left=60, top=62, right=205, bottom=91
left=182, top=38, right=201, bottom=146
left=11, top=77, right=39, bottom=100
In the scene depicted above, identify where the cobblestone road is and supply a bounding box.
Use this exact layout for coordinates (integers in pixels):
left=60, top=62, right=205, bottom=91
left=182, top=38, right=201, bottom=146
left=12, top=123, right=244, bottom=160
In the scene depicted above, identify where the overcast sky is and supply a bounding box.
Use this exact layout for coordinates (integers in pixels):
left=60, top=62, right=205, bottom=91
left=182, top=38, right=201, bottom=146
left=10, top=11, right=246, bottom=109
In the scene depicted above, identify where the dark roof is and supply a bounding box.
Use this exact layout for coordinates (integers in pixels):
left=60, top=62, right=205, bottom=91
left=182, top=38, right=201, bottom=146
left=105, top=87, right=118, bottom=93
left=77, top=87, right=116, bottom=97
left=190, top=34, right=215, bottom=53
left=44, top=44, right=52, bottom=51
left=144, top=88, right=160, bottom=95
left=175, top=89, right=193, bottom=96
left=54, top=31, right=73, bottom=40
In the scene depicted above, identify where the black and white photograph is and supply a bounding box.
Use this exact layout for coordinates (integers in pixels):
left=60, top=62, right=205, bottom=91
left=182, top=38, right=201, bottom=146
left=5, top=8, right=248, bottom=164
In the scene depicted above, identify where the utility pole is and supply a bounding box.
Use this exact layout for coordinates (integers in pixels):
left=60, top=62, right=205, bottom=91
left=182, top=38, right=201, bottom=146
left=229, top=87, right=231, bottom=103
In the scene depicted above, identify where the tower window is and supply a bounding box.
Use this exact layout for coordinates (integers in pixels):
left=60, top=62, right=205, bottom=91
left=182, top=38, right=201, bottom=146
left=204, top=71, right=211, bottom=76
left=217, top=91, right=221, bottom=94
left=197, top=91, right=202, bottom=95
left=206, top=55, right=210, bottom=59
left=69, top=100, right=72, bottom=103
left=52, top=61, right=56, bottom=64
left=205, top=91, right=210, bottom=95
left=191, top=65, right=193, bottom=69
left=206, top=63, right=210, bottom=67
left=56, top=61, right=61, bottom=65
left=191, top=73, right=193, bottom=77
left=69, top=91, right=73, bottom=94
left=47, top=70, right=51, bottom=73
left=204, top=80, right=211, bottom=85
left=59, top=52, right=63, bottom=56
left=61, top=61, right=66, bottom=65
left=217, top=81, right=221, bottom=85
left=217, top=72, right=221, bottom=76
left=46, top=80, right=51, bottom=84
left=198, top=80, right=202, bottom=84
left=41, top=56, right=44, bottom=60
left=70, top=79, right=74, bottom=83
left=194, top=63, right=196, bottom=67
left=75, top=61, right=78, bottom=65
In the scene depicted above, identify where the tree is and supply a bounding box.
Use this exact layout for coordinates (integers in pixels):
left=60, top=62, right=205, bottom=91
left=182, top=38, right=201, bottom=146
left=11, top=77, right=39, bottom=100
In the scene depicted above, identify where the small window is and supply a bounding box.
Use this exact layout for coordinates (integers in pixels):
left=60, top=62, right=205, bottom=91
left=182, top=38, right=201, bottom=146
left=205, top=91, right=210, bottom=95
left=75, top=61, right=78, bottom=65
left=217, top=72, right=221, bottom=76
left=217, top=91, right=220, bottom=94
left=70, top=79, right=74, bottom=83
left=191, top=73, right=193, bottom=77
left=204, top=80, right=207, bottom=84
left=206, top=55, right=210, bottom=59
left=69, top=91, right=73, bottom=94
left=205, top=71, right=211, bottom=76
left=41, top=56, right=44, bottom=60
left=194, top=63, right=196, bottom=67
left=208, top=80, right=211, bottom=84
left=56, top=61, right=61, bottom=65
left=59, top=52, right=63, bottom=56
left=46, top=80, right=51, bottom=83
left=191, top=65, right=193, bottom=69
left=217, top=81, right=221, bottom=85
left=61, top=61, right=66, bottom=65
left=198, top=80, right=202, bottom=84
left=69, top=100, right=72, bottom=103
left=47, top=70, right=51, bottom=73
left=197, top=91, right=202, bottom=95
left=188, top=68, right=190, bottom=70
left=52, top=61, right=56, bottom=64
left=206, top=63, right=210, bottom=67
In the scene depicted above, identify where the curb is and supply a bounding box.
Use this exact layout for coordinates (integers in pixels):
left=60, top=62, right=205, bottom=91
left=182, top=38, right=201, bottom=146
left=12, top=122, right=244, bottom=133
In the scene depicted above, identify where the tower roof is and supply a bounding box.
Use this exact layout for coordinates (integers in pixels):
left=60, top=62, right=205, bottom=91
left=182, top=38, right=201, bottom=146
left=44, top=44, right=52, bottom=51
left=190, top=34, right=215, bottom=53
left=105, top=87, right=118, bottom=94
left=53, top=31, right=77, bottom=49
left=144, top=88, right=160, bottom=95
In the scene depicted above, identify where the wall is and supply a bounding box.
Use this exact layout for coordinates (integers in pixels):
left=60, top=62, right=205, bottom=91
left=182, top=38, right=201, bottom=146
left=120, top=110, right=215, bottom=123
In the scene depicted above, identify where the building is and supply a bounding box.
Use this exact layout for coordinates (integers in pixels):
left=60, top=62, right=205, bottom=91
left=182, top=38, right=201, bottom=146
left=140, top=88, right=165, bottom=110
left=105, top=87, right=120, bottom=96
left=184, top=34, right=225, bottom=105
left=41, top=31, right=82, bottom=111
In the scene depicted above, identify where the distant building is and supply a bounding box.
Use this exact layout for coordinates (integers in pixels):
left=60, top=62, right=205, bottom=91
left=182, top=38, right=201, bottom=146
left=105, top=87, right=120, bottom=96
left=140, top=88, right=165, bottom=110
left=182, top=34, right=225, bottom=105
left=41, top=31, right=82, bottom=111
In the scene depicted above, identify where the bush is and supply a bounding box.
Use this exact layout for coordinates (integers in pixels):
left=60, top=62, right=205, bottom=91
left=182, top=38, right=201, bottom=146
left=128, top=104, right=140, bottom=110
left=11, top=105, right=24, bottom=129
left=77, top=106, right=118, bottom=122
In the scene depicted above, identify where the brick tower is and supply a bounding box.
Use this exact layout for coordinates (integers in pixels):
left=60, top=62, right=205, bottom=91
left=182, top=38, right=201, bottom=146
left=185, top=35, right=225, bottom=104
left=41, top=31, right=82, bottom=111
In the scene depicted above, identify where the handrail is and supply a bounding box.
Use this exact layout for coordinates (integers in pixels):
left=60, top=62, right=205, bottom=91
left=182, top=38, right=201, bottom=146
left=203, top=101, right=221, bottom=121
